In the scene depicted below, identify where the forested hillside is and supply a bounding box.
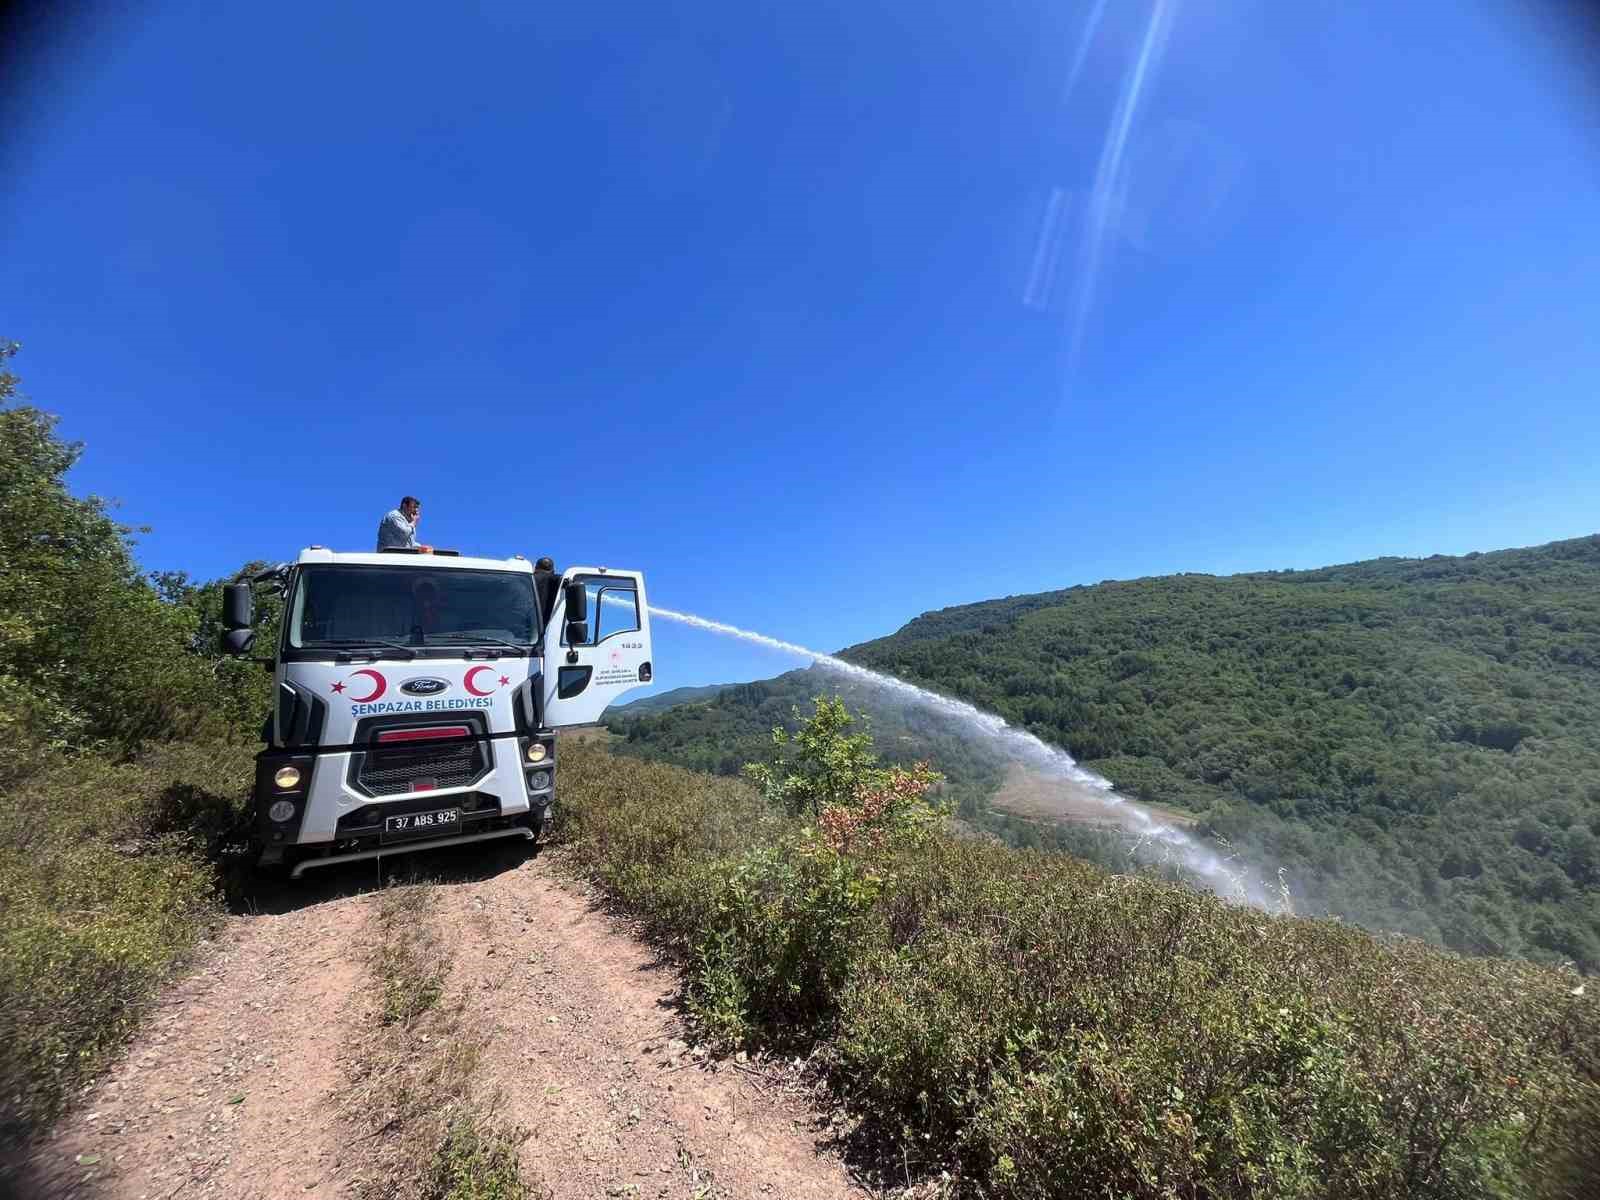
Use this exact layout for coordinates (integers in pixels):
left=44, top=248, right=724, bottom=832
left=610, top=537, right=1600, bottom=971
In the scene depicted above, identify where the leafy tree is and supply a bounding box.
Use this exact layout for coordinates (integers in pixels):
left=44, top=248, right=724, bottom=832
left=736, top=693, right=945, bottom=851
left=0, top=343, right=266, bottom=781
left=743, top=696, right=886, bottom=817
left=154, top=566, right=281, bottom=740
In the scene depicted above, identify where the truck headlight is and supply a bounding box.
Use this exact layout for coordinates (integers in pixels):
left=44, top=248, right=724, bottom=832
left=273, top=765, right=302, bottom=789
left=267, top=799, right=297, bottom=823
left=525, top=741, right=547, bottom=763
left=528, top=770, right=551, bottom=791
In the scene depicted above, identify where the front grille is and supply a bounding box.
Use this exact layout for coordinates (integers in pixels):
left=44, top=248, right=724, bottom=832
left=354, top=739, right=487, bottom=796
left=346, top=713, right=493, bottom=799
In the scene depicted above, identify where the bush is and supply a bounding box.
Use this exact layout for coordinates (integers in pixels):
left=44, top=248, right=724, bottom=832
left=426, top=1117, right=534, bottom=1200
left=0, top=739, right=254, bottom=1144
left=556, top=737, right=1600, bottom=1199
left=744, top=696, right=917, bottom=819
left=688, top=839, right=889, bottom=1046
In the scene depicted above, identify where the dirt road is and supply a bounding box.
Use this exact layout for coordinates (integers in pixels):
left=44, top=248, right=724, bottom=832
left=17, top=844, right=871, bottom=1200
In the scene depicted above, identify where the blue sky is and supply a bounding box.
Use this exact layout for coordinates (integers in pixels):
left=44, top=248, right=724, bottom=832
left=6, top=0, right=1599, bottom=695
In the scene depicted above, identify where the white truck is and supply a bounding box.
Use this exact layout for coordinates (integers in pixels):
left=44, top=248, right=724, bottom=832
left=220, top=547, right=652, bottom=877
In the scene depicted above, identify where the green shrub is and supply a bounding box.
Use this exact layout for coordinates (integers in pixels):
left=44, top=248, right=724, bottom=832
left=688, top=839, right=888, bottom=1046
left=743, top=695, right=888, bottom=818
left=426, top=1116, right=537, bottom=1200
left=555, top=737, right=896, bottom=1046
left=554, top=738, right=785, bottom=940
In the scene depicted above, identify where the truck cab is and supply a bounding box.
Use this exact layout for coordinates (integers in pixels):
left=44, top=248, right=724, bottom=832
left=222, top=548, right=651, bottom=877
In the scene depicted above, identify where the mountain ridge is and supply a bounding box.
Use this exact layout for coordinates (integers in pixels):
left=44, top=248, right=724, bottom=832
left=605, top=682, right=738, bottom=717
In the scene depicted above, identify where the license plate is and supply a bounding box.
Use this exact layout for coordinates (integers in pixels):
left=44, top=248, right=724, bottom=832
left=383, top=808, right=461, bottom=840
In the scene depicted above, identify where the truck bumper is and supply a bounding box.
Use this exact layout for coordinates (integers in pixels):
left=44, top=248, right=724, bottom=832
left=288, top=825, right=536, bottom=878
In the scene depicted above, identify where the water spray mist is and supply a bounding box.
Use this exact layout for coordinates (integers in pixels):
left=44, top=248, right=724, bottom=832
left=648, top=605, right=1274, bottom=908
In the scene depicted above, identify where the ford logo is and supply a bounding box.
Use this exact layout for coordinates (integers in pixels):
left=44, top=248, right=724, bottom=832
left=400, top=677, right=449, bottom=696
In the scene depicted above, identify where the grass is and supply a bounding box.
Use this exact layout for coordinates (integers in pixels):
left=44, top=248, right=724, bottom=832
left=425, top=1117, right=533, bottom=1200
left=555, top=738, right=1600, bottom=1200
left=371, top=881, right=449, bottom=1025
left=343, top=884, right=546, bottom=1200
left=0, top=738, right=256, bottom=1147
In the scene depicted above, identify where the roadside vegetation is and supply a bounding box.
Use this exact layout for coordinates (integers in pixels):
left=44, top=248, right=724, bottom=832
left=0, top=742, right=254, bottom=1144
left=0, top=344, right=266, bottom=1147
left=562, top=703, right=1600, bottom=1199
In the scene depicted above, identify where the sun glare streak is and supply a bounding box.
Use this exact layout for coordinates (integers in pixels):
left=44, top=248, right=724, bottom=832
left=1064, top=0, right=1179, bottom=377
left=1023, top=187, right=1071, bottom=311
left=1060, top=0, right=1111, bottom=107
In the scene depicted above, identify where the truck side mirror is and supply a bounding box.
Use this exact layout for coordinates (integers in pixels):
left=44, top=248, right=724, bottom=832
left=223, top=583, right=254, bottom=630
left=564, top=620, right=589, bottom=645
left=221, top=628, right=256, bottom=656
left=562, top=580, right=588, bottom=622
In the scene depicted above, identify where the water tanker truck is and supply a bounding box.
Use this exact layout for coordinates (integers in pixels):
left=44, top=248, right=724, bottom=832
left=220, top=547, right=652, bottom=877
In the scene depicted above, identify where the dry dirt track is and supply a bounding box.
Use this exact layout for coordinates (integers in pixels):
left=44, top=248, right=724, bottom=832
left=16, top=843, right=872, bottom=1200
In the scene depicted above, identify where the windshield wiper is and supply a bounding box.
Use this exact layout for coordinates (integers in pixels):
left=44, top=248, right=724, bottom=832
left=316, top=639, right=418, bottom=661
left=424, top=634, right=531, bottom=656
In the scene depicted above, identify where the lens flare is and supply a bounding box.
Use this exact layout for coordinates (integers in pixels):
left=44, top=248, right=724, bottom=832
left=1064, top=0, right=1180, bottom=377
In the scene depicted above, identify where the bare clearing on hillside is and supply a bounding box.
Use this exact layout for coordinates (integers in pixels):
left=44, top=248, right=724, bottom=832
left=988, top=764, right=1197, bottom=831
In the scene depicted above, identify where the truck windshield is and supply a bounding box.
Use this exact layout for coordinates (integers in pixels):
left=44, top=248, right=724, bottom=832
left=287, top=566, right=539, bottom=649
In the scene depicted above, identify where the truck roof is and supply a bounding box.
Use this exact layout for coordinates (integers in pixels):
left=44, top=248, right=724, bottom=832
left=295, top=547, right=535, bottom=573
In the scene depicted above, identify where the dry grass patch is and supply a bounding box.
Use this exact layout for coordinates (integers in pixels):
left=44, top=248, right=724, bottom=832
left=339, top=883, right=546, bottom=1200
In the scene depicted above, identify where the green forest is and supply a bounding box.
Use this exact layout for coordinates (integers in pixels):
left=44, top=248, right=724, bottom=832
left=609, top=537, right=1600, bottom=972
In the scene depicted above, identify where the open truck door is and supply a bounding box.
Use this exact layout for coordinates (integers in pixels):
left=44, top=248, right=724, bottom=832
left=542, top=567, right=653, bottom=727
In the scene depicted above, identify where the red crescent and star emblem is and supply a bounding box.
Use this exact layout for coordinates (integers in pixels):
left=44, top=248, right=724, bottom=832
left=464, top=665, right=498, bottom=697
left=329, top=668, right=385, bottom=704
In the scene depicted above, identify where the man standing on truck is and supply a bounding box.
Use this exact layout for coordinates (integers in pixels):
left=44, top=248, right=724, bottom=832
left=377, top=496, right=432, bottom=552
